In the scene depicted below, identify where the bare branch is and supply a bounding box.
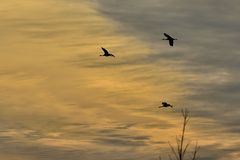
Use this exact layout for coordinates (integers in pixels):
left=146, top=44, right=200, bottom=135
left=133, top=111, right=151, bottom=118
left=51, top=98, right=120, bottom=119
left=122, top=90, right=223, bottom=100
left=168, top=141, right=179, bottom=160
left=176, top=136, right=181, bottom=154
left=182, top=142, right=190, bottom=157
left=158, top=155, right=162, bottom=160
left=168, top=154, right=174, bottom=160
left=178, top=109, right=190, bottom=160
left=191, top=142, right=200, bottom=160
left=159, top=108, right=200, bottom=160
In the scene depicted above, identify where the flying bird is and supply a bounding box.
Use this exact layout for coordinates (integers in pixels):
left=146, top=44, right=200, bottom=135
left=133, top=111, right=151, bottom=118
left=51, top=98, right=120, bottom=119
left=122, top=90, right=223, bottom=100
left=162, top=33, right=177, bottom=46
left=159, top=102, right=173, bottom=108
left=100, top=47, right=115, bottom=57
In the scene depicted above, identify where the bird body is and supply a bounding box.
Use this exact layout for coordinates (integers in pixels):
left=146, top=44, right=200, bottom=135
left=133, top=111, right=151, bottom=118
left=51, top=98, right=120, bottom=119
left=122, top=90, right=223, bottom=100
left=159, top=102, right=173, bottom=108
left=100, top=47, right=115, bottom=57
left=162, top=33, right=177, bottom=46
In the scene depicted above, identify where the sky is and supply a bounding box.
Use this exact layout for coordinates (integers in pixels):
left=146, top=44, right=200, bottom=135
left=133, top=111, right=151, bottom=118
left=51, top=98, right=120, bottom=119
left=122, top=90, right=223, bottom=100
left=0, top=0, right=239, bottom=160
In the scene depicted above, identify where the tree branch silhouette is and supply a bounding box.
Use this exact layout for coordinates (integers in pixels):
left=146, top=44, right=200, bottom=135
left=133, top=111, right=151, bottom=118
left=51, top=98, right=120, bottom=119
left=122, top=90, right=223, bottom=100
left=159, top=108, right=200, bottom=160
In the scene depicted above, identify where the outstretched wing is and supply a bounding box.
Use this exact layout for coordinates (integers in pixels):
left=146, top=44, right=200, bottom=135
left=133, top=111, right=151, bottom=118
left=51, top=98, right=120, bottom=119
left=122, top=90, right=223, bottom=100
left=164, top=33, right=173, bottom=39
left=169, top=39, right=174, bottom=46
left=110, top=54, right=115, bottom=57
left=101, top=47, right=109, bottom=55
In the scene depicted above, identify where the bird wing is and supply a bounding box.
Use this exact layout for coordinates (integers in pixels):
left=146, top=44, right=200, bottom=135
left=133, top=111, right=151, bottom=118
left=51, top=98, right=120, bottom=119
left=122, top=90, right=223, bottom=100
left=101, top=47, right=109, bottom=55
left=169, top=39, right=174, bottom=46
left=164, top=33, right=173, bottom=39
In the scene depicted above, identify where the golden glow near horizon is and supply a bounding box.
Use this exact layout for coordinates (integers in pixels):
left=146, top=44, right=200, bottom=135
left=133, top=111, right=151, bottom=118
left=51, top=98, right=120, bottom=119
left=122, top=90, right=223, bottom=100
left=0, top=0, right=239, bottom=160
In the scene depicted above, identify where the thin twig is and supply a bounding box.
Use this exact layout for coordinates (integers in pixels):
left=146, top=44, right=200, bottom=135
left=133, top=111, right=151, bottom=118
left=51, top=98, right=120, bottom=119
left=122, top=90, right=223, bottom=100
left=191, top=142, right=200, bottom=160
left=168, top=141, right=179, bottom=160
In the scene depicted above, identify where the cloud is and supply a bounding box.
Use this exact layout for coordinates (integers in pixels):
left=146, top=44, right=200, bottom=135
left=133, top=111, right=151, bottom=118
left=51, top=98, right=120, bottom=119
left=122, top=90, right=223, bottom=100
left=1, top=0, right=240, bottom=160
left=94, top=0, right=240, bottom=122
left=93, top=0, right=240, bottom=159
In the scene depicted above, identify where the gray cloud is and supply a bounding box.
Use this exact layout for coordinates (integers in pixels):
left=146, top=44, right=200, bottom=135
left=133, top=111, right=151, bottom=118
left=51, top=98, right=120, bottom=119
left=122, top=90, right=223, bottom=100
left=92, top=0, right=240, bottom=159
left=196, top=143, right=240, bottom=160
left=1, top=0, right=240, bottom=160
left=0, top=128, right=154, bottom=160
left=94, top=0, right=240, bottom=118
left=94, top=137, right=148, bottom=147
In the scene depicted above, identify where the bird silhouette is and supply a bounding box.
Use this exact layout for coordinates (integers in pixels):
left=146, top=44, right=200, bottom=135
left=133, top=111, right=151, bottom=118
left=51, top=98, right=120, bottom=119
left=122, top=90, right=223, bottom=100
left=159, top=102, right=173, bottom=108
left=100, top=47, right=115, bottom=57
left=162, top=33, right=177, bottom=46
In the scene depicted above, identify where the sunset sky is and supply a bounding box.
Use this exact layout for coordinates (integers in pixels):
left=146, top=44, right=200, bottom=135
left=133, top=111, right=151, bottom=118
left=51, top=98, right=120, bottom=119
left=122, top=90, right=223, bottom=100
left=0, top=0, right=239, bottom=160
